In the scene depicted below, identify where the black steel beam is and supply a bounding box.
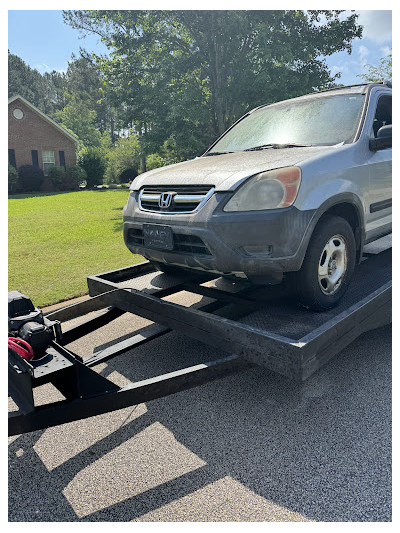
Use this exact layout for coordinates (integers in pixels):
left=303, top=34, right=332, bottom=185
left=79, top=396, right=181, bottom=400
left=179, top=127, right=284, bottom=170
left=45, top=292, right=114, bottom=322
left=8, top=357, right=35, bottom=415
left=60, top=306, right=125, bottom=346
left=299, top=282, right=392, bottom=380
left=8, top=355, right=252, bottom=436
left=182, top=281, right=262, bottom=305
left=90, top=287, right=300, bottom=371
left=83, top=323, right=171, bottom=367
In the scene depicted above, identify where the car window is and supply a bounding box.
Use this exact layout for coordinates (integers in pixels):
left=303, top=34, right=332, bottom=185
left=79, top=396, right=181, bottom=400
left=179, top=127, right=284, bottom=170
left=372, top=95, right=392, bottom=138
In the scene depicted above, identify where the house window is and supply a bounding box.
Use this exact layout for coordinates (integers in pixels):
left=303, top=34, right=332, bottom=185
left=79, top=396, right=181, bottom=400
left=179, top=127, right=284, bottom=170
left=13, top=108, right=24, bottom=120
left=42, top=151, right=55, bottom=175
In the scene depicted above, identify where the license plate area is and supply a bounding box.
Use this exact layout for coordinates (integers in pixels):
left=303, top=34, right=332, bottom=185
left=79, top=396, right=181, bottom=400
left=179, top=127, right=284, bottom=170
left=143, top=224, right=174, bottom=251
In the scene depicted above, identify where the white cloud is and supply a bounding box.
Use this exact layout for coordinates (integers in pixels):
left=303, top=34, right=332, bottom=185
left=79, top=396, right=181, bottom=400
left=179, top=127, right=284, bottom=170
left=35, top=63, right=50, bottom=73
left=331, top=64, right=349, bottom=76
left=355, top=10, right=392, bottom=44
left=380, top=46, right=392, bottom=57
left=358, top=45, right=369, bottom=66
left=34, top=63, right=67, bottom=74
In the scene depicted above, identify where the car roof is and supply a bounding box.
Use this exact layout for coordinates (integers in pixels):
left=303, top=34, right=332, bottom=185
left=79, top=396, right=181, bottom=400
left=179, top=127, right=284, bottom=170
left=251, top=82, right=391, bottom=113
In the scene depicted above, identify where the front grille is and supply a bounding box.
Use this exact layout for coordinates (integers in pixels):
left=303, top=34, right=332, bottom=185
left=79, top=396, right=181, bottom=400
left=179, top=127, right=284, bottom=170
left=173, top=234, right=211, bottom=255
left=127, top=229, right=211, bottom=256
left=127, top=228, right=144, bottom=246
left=139, top=185, right=214, bottom=213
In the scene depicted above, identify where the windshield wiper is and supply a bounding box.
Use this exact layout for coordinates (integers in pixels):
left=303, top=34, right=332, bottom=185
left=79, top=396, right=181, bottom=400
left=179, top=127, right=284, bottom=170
left=204, top=151, right=235, bottom=156
left=244, top=143, right=312, bottom=151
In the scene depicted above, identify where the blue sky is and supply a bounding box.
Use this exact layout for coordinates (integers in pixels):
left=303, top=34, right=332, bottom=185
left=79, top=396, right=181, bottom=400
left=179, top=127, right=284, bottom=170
left=8, top=10, right=392, bottom=85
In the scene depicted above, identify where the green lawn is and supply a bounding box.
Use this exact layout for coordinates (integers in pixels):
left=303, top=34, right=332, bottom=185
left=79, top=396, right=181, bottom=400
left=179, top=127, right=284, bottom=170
left=8, top=190, right=143, bottom=307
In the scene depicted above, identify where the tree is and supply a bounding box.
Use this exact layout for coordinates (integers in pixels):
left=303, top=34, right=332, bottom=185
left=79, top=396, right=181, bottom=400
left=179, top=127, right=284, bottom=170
left=54, top=93, right=102, bottom=147
left=78, top=146, right=106, bottom=186
left=8, top=51, right=67, bottom=115
left=8, top=50, right=118, bottom=146
left=65, top=52, right=118, bottom=140
left=104, top=135, right=140, bottom=184
left=63, top=10, right=362, bottom=160
left=359, top=53, right=392, bottom=83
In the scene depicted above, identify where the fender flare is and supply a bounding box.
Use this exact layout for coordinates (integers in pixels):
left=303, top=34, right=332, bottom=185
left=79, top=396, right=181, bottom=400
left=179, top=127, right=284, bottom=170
left=299, top=193, right=366, bottom=267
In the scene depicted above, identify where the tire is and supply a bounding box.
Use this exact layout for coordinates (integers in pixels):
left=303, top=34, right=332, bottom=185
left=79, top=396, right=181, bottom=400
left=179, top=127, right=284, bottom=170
left=292, top=214, right=356, bottom=311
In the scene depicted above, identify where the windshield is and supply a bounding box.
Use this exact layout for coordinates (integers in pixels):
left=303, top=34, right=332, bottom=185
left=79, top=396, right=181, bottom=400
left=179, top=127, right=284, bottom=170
left=208, top=93, right=365, bottom=153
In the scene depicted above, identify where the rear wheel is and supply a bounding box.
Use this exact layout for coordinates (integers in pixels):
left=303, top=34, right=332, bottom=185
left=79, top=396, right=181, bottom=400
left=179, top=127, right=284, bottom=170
left=292, top=215, right=356, bottom=310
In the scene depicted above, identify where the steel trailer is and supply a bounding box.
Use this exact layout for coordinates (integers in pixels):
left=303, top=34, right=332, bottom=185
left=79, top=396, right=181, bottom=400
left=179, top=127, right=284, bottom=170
left=8, top=236, right=391, bottom=437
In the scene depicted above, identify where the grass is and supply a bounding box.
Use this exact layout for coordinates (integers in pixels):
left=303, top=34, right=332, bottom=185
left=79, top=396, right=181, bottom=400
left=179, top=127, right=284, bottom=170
left=8, top=190, right=143, bottom=307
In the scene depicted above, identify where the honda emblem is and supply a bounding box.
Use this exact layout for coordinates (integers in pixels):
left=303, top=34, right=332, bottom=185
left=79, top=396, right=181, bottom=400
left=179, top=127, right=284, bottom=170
left=159, top=192, right=174, bottom=208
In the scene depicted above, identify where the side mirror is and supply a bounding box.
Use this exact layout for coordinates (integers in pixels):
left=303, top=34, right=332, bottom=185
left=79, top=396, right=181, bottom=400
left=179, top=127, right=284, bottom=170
left=369, top=124, right=392, bottom=151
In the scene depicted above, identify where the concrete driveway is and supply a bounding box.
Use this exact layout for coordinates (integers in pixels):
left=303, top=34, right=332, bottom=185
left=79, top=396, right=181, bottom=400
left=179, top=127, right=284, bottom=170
left=8, top=302, right=391, bottom=522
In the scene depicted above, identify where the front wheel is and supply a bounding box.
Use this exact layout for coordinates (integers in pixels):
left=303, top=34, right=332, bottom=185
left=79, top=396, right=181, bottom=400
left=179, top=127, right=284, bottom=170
left=292, top=215, right=356, bottom=311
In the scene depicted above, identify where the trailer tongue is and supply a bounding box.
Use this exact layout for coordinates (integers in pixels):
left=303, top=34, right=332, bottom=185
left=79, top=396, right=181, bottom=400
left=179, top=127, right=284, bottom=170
left=8, top=237, right=391, bottom=436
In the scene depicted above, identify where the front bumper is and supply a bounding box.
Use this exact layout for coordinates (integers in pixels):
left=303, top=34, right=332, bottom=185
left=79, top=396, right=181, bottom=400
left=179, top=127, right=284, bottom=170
left=123, top=191, right=316, bottom=278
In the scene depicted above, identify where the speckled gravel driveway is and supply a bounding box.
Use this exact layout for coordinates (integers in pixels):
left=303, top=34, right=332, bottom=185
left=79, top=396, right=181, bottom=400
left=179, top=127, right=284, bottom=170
left=8, top=301, right=391, bottom=522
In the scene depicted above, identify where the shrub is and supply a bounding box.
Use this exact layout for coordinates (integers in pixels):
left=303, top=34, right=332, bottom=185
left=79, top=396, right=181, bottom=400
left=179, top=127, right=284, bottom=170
left=17, top=165, right=44, bottom=192
left=118, top=167, right=138, bottom=184
left=48, top=166, right=66, bottom=189
left=104, top=135, right=140, bottom=185
left=79, top=147, right=106, bottom=187
left=8, top=164, right=18, bottom=193
left=108, top=183, right=130, bottom=189
left=146, top=154, right=165, bottom=171
left=40, top=177, right=57, bottom=192
left=65, top=165, right=87, bottom=189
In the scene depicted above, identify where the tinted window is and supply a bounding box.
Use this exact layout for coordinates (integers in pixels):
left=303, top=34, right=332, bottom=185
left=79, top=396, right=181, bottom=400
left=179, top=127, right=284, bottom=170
left=372, top=95, right=392, bottom=137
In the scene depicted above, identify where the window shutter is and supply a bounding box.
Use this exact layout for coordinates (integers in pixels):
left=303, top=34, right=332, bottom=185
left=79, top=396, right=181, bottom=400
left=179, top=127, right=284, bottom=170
left=31, top=150, right=39, bottom=167
left=59, top=151, right=66, bottom=168
left=8, top=149, right=16, bottom=168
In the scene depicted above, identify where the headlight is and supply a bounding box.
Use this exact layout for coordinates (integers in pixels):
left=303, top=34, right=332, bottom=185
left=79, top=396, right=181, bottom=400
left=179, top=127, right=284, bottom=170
left=224, top=166, right=301, bottom=212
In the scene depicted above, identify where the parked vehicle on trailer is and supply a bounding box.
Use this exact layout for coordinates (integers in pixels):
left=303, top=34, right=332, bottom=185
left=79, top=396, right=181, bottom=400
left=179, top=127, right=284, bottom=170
left=123, top=82, right=392, bottom=310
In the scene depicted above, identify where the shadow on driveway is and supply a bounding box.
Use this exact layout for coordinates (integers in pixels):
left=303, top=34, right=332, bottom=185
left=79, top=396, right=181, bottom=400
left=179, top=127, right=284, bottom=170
left=8, top=323, right=391, bottom=522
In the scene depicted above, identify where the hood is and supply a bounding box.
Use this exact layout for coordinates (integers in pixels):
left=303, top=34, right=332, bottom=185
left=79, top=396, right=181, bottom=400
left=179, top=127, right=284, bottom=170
left=131, top=145, right=335, bottom=192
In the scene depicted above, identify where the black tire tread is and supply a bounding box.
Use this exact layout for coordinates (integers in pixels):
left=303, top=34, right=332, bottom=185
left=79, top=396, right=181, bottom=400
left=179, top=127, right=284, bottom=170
left=293, top=214, right=356, bottom=311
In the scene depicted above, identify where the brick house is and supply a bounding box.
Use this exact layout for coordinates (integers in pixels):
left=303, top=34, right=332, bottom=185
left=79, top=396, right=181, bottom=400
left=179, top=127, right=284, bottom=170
left=8, top=95, right=78, bottom=175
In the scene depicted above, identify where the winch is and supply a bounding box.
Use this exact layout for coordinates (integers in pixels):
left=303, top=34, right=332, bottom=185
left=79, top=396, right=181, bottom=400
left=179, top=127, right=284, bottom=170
left=8, top=291, right=61, bottom=360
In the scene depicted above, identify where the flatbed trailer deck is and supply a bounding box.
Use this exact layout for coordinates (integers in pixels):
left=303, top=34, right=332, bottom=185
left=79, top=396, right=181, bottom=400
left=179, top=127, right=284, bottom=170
left=8, top=236, right=391, bottom=436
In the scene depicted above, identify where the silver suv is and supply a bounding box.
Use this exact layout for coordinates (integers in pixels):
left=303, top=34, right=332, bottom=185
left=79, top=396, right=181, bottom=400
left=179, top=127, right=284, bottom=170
left=123, top=82, right=392, bottom=310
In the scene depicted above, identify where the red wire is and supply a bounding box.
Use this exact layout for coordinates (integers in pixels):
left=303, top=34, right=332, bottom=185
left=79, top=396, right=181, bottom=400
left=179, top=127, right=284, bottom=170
left=8, top=337, right=34, bottom=360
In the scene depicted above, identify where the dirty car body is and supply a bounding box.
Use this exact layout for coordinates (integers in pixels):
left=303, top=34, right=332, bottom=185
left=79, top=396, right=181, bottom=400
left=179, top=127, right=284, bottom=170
left=123, top=84, right=392, bottom=289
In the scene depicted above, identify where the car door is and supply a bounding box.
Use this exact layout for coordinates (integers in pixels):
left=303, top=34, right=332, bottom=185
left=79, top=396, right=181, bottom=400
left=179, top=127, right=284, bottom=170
left=365, top=91, right=392, bottom=242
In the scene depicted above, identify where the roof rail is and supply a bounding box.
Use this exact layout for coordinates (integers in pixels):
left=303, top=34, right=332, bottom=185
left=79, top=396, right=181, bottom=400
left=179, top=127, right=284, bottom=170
left=247, top=80, right=392, bottom=114
left=315, top=81, right=392, bottom=94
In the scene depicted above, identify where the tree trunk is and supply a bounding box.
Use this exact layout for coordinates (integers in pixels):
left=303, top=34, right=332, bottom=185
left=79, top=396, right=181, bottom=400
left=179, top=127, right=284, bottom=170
left=209, top=13, right=227, bottom=137
left=110, top=114, right=116, bottom=144
left=140, top=153, right=146, bottom=174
